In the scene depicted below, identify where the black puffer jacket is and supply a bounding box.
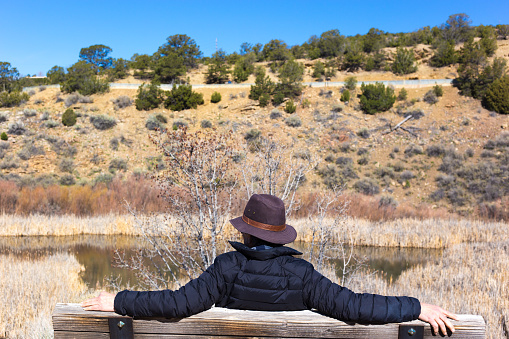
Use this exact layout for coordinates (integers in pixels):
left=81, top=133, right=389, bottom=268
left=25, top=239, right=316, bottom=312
left=114, top=241, right=421, bottom=323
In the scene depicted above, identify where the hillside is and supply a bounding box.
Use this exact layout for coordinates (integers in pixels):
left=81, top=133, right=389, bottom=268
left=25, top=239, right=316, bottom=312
left=0, top=41, right=508, bottom=218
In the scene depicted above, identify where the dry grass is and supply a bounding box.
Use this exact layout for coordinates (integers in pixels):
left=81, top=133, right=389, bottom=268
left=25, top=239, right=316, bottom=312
left=294, top=217, right=509, bottom=248
left=1, top=214, right=508, bottom=249
left=0, top=213, right=140, bottom=236
left=344, top=241, right=509, bottom=339
left=0, top=253, right=89, bottom=338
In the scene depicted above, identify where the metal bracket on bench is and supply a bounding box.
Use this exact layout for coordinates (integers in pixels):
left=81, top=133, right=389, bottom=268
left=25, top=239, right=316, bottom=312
left=398, top=325, right=424, bottom=339
left=108, top=317, right=134, bottom=339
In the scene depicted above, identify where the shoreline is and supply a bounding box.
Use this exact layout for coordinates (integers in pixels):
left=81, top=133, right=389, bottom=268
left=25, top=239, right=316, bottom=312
left=1, top=213, right=507, bottom=249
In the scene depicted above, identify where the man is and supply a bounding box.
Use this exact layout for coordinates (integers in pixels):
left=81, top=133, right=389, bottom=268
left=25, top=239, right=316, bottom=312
left=83, top=194, right=457, bottom=335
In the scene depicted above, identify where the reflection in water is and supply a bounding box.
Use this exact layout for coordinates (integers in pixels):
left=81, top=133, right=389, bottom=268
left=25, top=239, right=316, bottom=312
left=0, top=235, right=442, bottom=289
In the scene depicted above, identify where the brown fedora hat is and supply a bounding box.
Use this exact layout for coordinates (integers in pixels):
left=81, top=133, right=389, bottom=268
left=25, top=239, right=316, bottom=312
left=230, top=194, right=297, bottom=244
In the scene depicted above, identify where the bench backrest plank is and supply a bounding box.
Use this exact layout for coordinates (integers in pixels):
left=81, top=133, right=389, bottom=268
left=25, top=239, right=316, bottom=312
left=53, top=303, right=485, bottom=338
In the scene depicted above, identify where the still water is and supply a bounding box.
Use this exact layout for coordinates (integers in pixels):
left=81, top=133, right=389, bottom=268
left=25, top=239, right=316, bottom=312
left=0, top=235, right=442, bottom=289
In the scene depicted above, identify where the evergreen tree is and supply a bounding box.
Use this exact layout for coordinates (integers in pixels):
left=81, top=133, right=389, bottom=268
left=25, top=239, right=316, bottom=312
left=46, top=66, right=66, bottom=84
left=249, top=67, right=274, bottom=101
left=391, top=48, right=417, bottom=75
left=0, top=62, right=19, bottom=92
left=157, top=34, right=202, bottom=68
left=206, top=50, right=230, bottom=84
left=79, top=44, right=113, bottom=71
left=153, top=53, right=186, bottom=84
left=430, top=41, right=457, bottom=67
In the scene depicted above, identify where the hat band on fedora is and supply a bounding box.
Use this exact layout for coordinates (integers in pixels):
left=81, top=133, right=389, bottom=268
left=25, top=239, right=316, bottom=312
left=242, top=215, right=286, bottom=232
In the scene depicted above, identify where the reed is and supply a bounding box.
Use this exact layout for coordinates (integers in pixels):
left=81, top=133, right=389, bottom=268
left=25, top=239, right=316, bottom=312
left=0, top=253, right=89, bottom=338
left=1, top=214, right=507, bottom=250
left=0, top=213, right=140, bottom=236
left=345, top=241, right=509, bottom=339
left=294, top=217, right=509, bottom=248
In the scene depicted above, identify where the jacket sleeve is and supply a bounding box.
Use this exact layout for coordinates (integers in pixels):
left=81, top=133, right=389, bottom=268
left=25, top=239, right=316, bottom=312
left=303, top=267, right=421, bottom=323
left=113, top=256, right=229, bottom=318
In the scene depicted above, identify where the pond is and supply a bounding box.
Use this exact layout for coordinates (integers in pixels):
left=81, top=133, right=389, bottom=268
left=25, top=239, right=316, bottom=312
left=0, top=235, right=442, bottom=289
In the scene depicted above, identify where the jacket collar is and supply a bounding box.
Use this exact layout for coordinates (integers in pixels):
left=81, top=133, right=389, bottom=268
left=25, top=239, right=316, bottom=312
left=229, top=241, right=302, bottom=260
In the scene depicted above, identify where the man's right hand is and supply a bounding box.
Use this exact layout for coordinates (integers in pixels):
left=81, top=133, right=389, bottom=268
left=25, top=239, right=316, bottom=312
left=418, top=303, right=458, bottom=335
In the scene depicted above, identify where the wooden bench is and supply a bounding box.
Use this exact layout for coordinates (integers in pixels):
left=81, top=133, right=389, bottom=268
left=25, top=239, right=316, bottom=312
left=53, top=303, right=485, bottom=338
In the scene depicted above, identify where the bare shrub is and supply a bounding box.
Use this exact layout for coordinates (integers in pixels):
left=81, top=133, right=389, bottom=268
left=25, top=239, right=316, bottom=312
left=270, top=109, right=282, bottom=119
left=239, top=137, right=317, bottom=216
left=59, top=174, right=76, bottom=186
left=18, top=141, right=45, bottom=160
left=318, top=163, right=358, bottom=189
left=426, top=144, right=445, bottom=157
left=115, top=129, right=239, bottom=288
left=353, top=177, right=380, bottom=195
left=145, top=115, right=163, bottom=131
left=0, top=112, right=8, bottom=123
left=172, top=119, right=188, bottom=130
left=393, top=162, right=405, bottom=172
left=378, top=195, right=398, bottom=208
left=90, top=115, right=117, bottom=130
left=0, top=142, right=9, bottom=158
left=435, top=174, right=455, bottom=187
left=200, top=119, right=212, bottom=128
left=285, top=115, right=302, bottom=127
left=43, top=120, right=59, bottom=128
left=109, top=158, right=128, bottom=172
left=22, top=109, right=37, bottom=118
left=155, top=114, right=167, bottom=124
left=404, top=144, right=423, bottom=157
left=0, top=156, right=20, bottom=169
left=58, top=158, right=75, bottom=173
left=335, top=157, right=353, bottom=166
left=112, top=96, right=133, bottom=110
left=339, top=142, right=351, bottom=153
left=304, top=189, right=361, bottom=283
left=331, top=104, right=344, bottom=113
left=357, top=156, right=369, bottom=165
left=375, top=166, right=396, bottom=179
left=40, top=111, right=50, bottom=121
left=91, top=153, right=101, bottom=165
left=244, top=128, right=261, bottom=141
left=480, top=150, right=496, bottom=158
left=78, top=95, right=93, bottom=103
left=423, top=90, right=438, bottom=104
left=146, top=156, right=166, bottom=172
left=357, top=148, right=368, bottom=156
left=64, top=94, right=79, bottom=107
left=319, top=89, right=333, bottom=98
left=400, top=170, right=415, bottom=181
left=430, top=189, right=445, bottom=201
left=447, top=187, right=469, bottom=206
left=357, top=128, right=370, bottom=139
left=44, top=136, right=77, bottom=157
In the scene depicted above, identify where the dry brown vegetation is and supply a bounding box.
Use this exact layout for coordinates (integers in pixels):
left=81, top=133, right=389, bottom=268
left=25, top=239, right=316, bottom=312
left=346, top=241, right=509, bottom=339
left=0, top=174, right=164, bottom=215
left=0, top=253, right=88, bottom=338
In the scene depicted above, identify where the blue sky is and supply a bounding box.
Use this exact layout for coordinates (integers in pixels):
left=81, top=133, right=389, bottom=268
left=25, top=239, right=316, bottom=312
left=1, top=0, right=508, bottom=76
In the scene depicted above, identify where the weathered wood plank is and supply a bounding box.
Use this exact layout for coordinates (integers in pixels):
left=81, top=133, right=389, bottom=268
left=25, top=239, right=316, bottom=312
left=53, top=303, right=486, bottom=338
left=53, top=331, right=110, bottom=338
